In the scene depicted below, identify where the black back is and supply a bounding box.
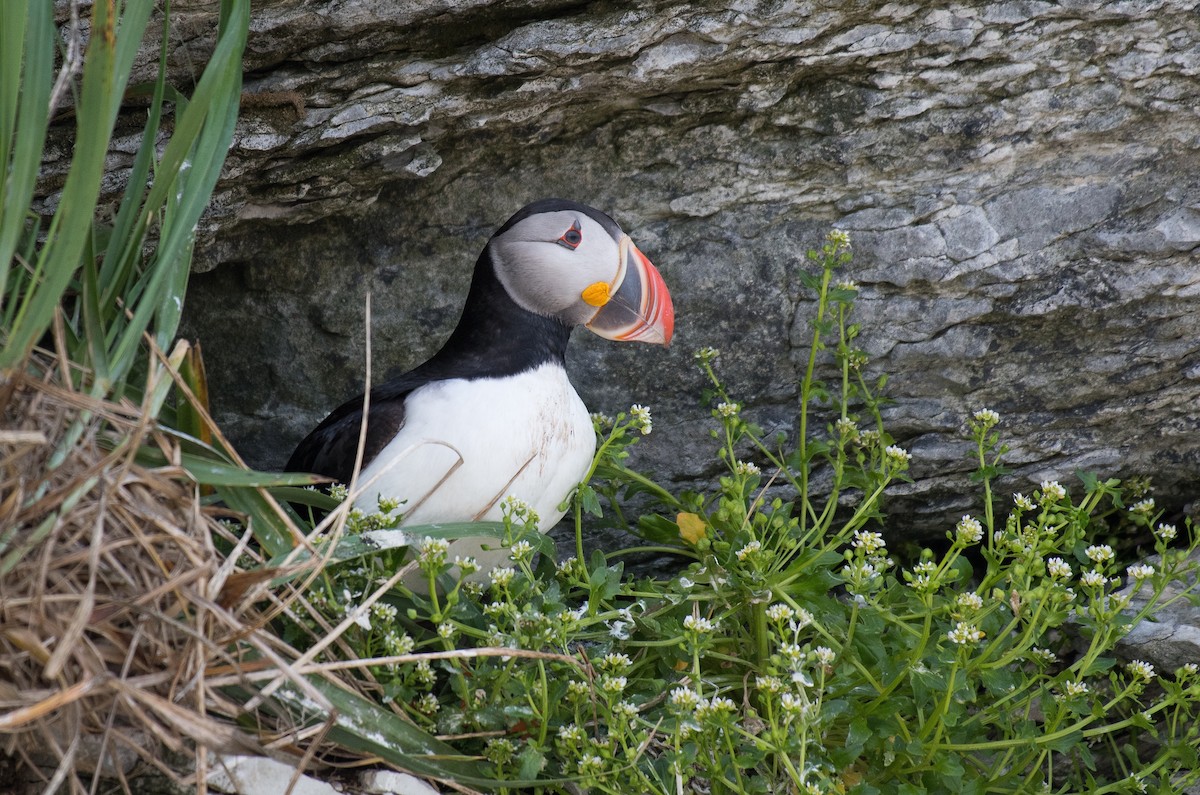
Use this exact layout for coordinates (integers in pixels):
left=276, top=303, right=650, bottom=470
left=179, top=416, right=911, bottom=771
left=285, top=244, right=573, bottom=483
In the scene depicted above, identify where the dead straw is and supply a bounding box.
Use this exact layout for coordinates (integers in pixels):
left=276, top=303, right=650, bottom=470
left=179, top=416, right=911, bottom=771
left=0, top=350, right=390, bottom=793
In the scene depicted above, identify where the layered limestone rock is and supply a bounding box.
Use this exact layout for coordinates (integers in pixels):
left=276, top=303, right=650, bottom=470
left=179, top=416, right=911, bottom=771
left=38, top=0, right=1199, bottom=537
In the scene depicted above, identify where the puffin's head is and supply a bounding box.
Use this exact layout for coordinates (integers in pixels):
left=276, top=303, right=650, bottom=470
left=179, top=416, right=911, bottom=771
left=487, top=199, right=674, bottom=346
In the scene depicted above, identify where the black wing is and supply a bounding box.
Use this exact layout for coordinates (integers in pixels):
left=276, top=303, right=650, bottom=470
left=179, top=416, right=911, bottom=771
left=285, top=377, right=422, bottom=484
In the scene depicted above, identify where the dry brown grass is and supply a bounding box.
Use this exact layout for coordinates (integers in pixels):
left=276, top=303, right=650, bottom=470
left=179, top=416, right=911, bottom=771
left=0, top=352, right=334, bottom=794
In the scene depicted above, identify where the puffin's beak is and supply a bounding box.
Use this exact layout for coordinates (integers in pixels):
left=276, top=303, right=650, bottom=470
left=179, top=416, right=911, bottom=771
left=585, top=235, right=674, bottom=346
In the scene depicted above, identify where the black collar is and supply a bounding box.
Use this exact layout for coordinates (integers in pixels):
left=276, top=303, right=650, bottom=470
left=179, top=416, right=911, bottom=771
left=410, top=247, right=572, bottom=383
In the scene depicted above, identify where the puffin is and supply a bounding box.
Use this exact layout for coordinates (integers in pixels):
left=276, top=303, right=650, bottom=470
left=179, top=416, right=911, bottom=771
left=286, top=198, right=674, bottom=575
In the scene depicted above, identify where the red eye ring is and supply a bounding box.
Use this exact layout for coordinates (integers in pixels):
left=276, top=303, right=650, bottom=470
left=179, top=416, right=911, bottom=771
left=558, top=221, right=583, bottom=250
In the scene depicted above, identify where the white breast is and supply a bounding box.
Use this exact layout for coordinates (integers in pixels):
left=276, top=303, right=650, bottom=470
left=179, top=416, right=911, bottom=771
left=353, top=362, right=594, bottom=575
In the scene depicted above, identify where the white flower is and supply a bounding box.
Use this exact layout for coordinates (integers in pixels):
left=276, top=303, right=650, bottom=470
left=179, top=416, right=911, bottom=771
left=1126, top=563, right=1155, bottom=581
left=955, top=591, right=984, bottom=611
left=735, top=540, right=763, bottom=560
left=590, top=411, right=614, bottom=428
left=508, top=540, right=534, bottom=563
left=376, top=495, right=403, bottom=514
left=1029, top=647, right=1058, bottom=664
left=1046, top=557, right=1072, bottom=580
left=1177, top=663, right=1198, bottom=678
left=765, top=603, right=795, bottom=622
left=1126, top=660, right=1155, bottom=681
left=601, top=652, right=632, bottom=672
left=1155, top=523, right=1177, bottom=541
left=813, top=646, right=836, bottom=666
left=683, top=614, right=716, bottom=634
left=629, top=404, right=653, bottom=435
left=557, top=723, right=586, bottom=743
left=835, top=278, right=858, bottom=291
left=1080, top=569, right=1107, bottom=588
left=417, top=536, right=449, bottom=566
left=1085, top=544, right=1114, bottom=564
left=371, top=602, right=398, bottom=622
left=956, top=515, right=984, bottom=544
left=502, top=495, right=540, bottom=526
left=852, top=530, right=886, bottom=554
left=827, top=228, right=851, bottom=249
left=1039, top=480, right=1067, bottom=503
left=791, top=608, right=814, bottom=628
left=907, top=573, right=933, bottom=592
left=413, top=660, right=435, bottom=686
left=693, top=346, right=721, bottom=363
left=755, top=675, right=783, bottom=693
left=884, top=445, right=912, bottom=468
left=734, top=460, right=761, bottom=476
left=842, top=560, right=878, bottom=583
left=1013, top=492, right=1036, bottom=511
left=490, top=566, right=516, bottom=588
left=835, top=417, right=859, bottom=438
left=383, top=631, right=415, bottom=655
left=710, top=695, right=737, bottom=714
left=669, top=687, right=700, bottom=711
left=437, top=621, right=456, bottom=639
left=1061, top=680, right=1089, bottom=698
left=716, top=402, right=740, bottom=418
left=695, top=696, right=737, bottom=720
left=454, top=555, right=480, bottom=575
left=599, top=675, right=627, bottom=694
left=780, top=642, right=805, bottom=664
left=948, top=622, right=985, bottom=645
left=780, top=692, right=807, bottom=715
left=1128, top=498, right=1156, bottom=515
left=972, top=408, right=1001, bottom=427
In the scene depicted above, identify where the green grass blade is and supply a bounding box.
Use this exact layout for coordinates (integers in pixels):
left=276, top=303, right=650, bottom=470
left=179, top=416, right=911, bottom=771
left=106, top=0, right=249, bottom=386
left=0, top=0, right=154, bottom=370
left=0, top=3, right=26, bottom=167
left=270, top=678, right=504, bottom=787
left=79, top=244, right=111, bottom=383
left=137, top=445, right=324, bottom=488
left=0, top=1, right=53, bottom=313
left=216, top=484, right=298, bottom=558
left=100, top=12, right=172, bottom=312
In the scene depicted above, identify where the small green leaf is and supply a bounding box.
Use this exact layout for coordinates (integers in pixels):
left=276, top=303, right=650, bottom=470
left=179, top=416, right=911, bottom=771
left=1079, top=656, right=1117, bottom=677
left=1043, top=729, right=1083, bottom=754
left=578, top=484, right=603, bottom=517
left=516, top=745, right=547, bottom=780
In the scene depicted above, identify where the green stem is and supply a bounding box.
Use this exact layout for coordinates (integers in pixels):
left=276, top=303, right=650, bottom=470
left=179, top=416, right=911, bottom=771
left=798, top=264, right=833, bottom=534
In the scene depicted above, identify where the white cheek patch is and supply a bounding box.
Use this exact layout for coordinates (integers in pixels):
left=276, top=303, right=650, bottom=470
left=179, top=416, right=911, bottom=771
left=494, top=235, right=621, bottom=325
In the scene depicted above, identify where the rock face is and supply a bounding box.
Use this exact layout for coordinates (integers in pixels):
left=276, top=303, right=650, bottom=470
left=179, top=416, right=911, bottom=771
left=137, top=0, right=1200, bottom=535
left=1117, top=549, right=1200, bottom=674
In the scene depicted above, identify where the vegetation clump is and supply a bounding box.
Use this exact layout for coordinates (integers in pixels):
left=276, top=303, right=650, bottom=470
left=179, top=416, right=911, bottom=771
left=291, top=231, right=1200, bottom=794
left=3, top=3, right=1197, bottom=793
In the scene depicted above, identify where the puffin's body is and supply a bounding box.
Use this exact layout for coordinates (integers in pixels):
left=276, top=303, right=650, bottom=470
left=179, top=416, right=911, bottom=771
left=287, top=199, right=673, bottom=575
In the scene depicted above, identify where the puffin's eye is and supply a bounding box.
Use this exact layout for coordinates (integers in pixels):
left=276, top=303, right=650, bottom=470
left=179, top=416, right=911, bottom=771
left=557, top=221, right=583, bottom=250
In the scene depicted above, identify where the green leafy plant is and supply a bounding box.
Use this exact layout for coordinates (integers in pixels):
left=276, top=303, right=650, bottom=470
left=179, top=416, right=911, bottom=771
left=279, top=231, right=1200, bottom=794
